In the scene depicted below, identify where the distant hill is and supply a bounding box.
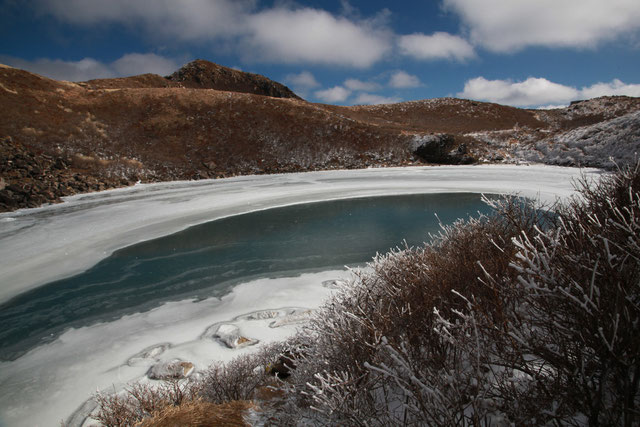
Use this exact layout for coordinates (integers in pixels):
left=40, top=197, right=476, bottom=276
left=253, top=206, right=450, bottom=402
left=0, top=61, right=639, bottom=211
left=79, top=59, right=301, bottom=100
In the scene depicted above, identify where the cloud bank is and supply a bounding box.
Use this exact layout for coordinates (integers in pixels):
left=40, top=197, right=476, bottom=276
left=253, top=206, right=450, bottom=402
left=285, top=71, right=320, bottom=89
left=244, top=7, right=391, bottom=67
left=398, top=32, right=475, bottom=61
left=459, top=76, right=640, bottom=107
left=388, top=71, right=422, bottom=88
left=315, top=86, right=351, bottom=103
left=353, top=93, right=401, bottom=105
left=444, top=0, right=640, bottom=52
left=1, top=53, right=179, bottom=81
left=344, top=78, right=381, bottom=92
left=37, top=0, right=393, bottom=68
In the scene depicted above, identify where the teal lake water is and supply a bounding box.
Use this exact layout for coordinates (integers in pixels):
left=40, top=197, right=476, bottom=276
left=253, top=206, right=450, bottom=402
left=0, top=193, right=494, bottom=360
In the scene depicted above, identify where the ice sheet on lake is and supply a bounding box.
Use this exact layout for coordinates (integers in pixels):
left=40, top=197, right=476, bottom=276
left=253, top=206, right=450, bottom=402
left=0, top=165, right=602, bottom=304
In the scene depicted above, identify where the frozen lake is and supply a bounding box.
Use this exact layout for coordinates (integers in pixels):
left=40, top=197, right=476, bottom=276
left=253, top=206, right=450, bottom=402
left=0, top=165, right=602, bottom=426
left=0, top=193, right=494, bottom=361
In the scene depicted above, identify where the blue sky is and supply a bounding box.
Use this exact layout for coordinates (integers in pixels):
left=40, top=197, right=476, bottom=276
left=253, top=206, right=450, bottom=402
left=1, top=0, right=639, bottom=108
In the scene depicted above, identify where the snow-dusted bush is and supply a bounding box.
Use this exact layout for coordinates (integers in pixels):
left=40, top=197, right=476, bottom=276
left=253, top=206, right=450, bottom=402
left=93, top=344, right=285, bottom=426
left=271, top=163, right=640, bottom=426
left=198, top=346, right=278, bottom=404
left=274, top=198, right=538, bottom=425
left=493, top=163, right=640, bottom=425
left=93, top=380, right=198, bottom=427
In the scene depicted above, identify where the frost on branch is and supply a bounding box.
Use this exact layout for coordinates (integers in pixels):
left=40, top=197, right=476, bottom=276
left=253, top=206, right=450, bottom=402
left=499, top=162, right=640, bottom=426
left=268, top=163, right=639, bottom=426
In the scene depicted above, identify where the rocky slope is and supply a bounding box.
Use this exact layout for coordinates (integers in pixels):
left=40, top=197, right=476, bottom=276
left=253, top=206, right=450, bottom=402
left=79, top=59, right=300, bottom=99
left=1, top=60, right=639, bottom=212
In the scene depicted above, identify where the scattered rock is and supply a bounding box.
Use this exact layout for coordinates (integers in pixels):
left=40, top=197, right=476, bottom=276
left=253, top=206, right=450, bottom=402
left=148, top=359, right=195, bottom=380
left=322, top=279, right=347, bottom=289
left=127, top=343, right=172, bottom=367
left=210, top=324, right=259, bottom=349
left=269, top=309, right=313, bottom=328
left=0, top=137, right=128, bottom=212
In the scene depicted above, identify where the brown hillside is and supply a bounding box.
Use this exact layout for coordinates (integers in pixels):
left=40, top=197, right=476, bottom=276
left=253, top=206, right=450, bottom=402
left=325, top=97, right=545, bottom=133
left=79, top=73, right=178, bottom=90
left=1, top=61, right=639, bottom=212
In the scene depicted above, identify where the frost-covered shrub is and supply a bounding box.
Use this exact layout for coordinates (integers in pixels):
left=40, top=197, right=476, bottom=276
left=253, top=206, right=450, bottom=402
left=198, top=345, right=280, bottom=404
left=93, top=380, right=198, bottom=427
left=93, top=345, right=284, bottom=426
left=271, top=198, right=543, bottom=425
left=495, top=163, right=640, bottom=425
left=270, top=163, right=640, bottom=426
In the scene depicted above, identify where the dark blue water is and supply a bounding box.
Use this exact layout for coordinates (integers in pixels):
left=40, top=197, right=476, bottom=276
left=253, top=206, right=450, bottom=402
left=0, top=193, right=494, bottom=360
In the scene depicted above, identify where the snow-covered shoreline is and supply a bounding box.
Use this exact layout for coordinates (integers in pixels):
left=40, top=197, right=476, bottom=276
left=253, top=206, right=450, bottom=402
left=0, top=268, right=351, bottom=427
left=0, top=165, right=602, bottom=305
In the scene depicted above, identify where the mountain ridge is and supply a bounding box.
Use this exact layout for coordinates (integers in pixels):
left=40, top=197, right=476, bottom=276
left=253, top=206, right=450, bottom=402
left=78, top=59, right=301, bottom=100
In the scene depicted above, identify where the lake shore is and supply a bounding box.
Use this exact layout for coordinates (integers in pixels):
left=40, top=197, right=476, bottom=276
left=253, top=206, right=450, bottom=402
left=0, top=164, right=603, bottom=305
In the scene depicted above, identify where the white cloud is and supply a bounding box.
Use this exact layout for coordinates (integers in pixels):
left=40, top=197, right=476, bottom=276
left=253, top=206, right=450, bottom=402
left=315, top=86, right=351, bottom=103
left=580, top=79, right=640, bottom=98
left=286, top=71, right=320, bottom=89
left=458, top=76, right=640, bottom=107
left=1, top=53, right=179, bottom=81
left=398, top=32, right=475, bottom=61
left=388, top=70, right=422, bottom=88
left=344, top=78, right=380, bottom=91
left=1, top=56, right=113, bottom=81
left=444, top=0, right=640, bottom=52
left=459, top=77, right=578, bottom=107
left=38, top=0, right=253, bottom=40
left=244, top=7, right=391, bottom=67
left=111, top=53, right=179, bottom=77
left=353, top=93, right=402, bottom=105
left=38, top=0, right=392, bottom=68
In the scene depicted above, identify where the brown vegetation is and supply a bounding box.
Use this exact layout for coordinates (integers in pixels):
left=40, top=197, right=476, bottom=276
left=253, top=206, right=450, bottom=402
left=137, top=400, right=254, bottom=427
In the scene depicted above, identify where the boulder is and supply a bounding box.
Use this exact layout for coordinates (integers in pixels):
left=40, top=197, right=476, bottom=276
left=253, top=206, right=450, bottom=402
left=413, top=134, right=475, bottom=165
left=148, top=359, right=195, bottom=380
left=212, top=324, right=259, bottom=349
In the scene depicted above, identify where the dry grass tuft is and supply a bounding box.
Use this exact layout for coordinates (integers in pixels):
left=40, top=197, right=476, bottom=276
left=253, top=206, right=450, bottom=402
left=136, top=400, right=254, bottom=427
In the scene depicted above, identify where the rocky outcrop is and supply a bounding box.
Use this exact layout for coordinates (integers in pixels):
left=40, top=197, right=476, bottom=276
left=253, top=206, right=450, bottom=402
left=79, top=60, right=302, bottom=100
left=413, top=134, right=476, bottom=165
left=166, top=59, right=301, bottom=99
